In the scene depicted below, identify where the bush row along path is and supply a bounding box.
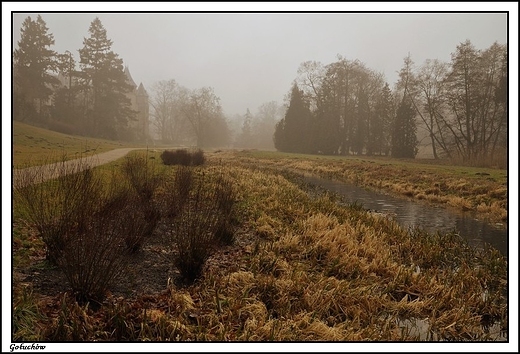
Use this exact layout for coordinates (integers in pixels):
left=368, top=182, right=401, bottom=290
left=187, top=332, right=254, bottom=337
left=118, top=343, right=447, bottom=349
left=12, top=148, right=142, bottom=188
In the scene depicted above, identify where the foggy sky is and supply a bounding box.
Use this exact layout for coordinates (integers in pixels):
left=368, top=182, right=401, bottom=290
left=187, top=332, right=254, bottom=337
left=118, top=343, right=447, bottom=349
left=9, top=6, right=510, bottom=117
left=3, top=4, right=519, bottom=353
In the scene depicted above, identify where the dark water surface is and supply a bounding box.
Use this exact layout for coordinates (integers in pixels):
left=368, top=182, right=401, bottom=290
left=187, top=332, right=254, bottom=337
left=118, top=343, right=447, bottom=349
left=299, top=173, right=508, bottom=341
left=301, top=174, right=508, bottom=258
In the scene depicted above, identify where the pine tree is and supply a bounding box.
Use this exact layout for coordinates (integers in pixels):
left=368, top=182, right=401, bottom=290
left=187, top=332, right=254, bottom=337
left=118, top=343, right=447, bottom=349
left=13, top=15, right=58, bottom=122
left=352, top=87, right=369, bottom=155
left=372, top=82, right=393, bottom=155
left=274, top=84, right=313, bottom=153
left=236, top=108, right=253, bottom=148
left=79, top=17, right=135, bottom=139
left=391, top=55, right=418, bottom=158
left=392, top=98, right=418, bottom=158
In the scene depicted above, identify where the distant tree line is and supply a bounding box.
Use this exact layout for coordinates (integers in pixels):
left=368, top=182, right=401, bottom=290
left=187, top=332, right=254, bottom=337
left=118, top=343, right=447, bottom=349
left=233, top=102, right=285, bottom=150
left=150, top=79, right=285, bottom=150
left=274, top=40, right=507, bottom=165
left=149, top=80, right=231, bottom=148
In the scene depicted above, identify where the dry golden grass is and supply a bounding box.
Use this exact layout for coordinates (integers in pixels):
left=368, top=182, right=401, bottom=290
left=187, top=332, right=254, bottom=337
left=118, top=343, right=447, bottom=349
left=12, top=149, right=508, bottom=342
left=226, top=150, right=507, bottom=224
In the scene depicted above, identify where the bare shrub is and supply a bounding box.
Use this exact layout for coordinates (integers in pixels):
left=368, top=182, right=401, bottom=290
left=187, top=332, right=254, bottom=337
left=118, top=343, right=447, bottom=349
left=160, top=149, right=206, bottom=166
left=14, top=157, right=101, bottom=265
left=120, top=153, right=163, bottom=252
left=167, top=170, right=236, bottom=283
left=14, top=156, right=146, bottom=302
left=161, top=166, right=193, bottom=219
left=191, top=149, right=206, bottom=166
left=58, top=181, right=131, bottom=303
left=160, top=149, right=191, bottom=166
left=170, top=174, right=219, bottom=283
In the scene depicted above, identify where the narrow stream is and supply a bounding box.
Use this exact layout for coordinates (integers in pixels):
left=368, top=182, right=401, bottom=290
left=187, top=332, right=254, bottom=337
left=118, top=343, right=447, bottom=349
left=295, top=172, right=508, bottom=341
left=301, top=174, right=508, bottom=258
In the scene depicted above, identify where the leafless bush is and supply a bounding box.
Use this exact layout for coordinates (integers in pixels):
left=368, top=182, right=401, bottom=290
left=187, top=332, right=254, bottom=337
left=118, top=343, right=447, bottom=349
left=161, top=165, right=193, bottom=219
left=167, top=170, right=236, bottom=283
left=58, top=180, right=131, bottom=303
left=121, top=153, right=162, bottom=201
left=191, top=149, right=206, bottom=166
left=13, top=156, right=150, bottom=302
left=120, top=153, right=162, bottom=252
left=14, top=157, right=101, bottom=265
left=160, top=149, right=191, bottom=166
left=160, top=149, right=206, bottom=166
left=170, top=174, right=219, bottom=283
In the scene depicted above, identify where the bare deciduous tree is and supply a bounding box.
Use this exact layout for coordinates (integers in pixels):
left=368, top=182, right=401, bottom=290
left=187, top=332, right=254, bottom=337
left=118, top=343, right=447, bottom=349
left=150, top=79, right=188, bottom=144
left=181, top=87, right=229, bottom=148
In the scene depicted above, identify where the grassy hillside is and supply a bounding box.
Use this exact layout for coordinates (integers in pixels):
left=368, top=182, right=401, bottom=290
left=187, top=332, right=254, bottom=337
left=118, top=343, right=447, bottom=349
left=12, top=121, right=139, bottom=168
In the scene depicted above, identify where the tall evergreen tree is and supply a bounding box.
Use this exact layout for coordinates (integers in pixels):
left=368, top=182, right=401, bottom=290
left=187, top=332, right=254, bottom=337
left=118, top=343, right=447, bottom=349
left=352, top=87, right=370, bottom=155
left=371, top=82, right=393, bottom=155
left=273, top=84, right=313, bottom=153
left=13, top=15, right=58, bottom=122
left=391, top=55, right=418, bottom=158
left=273, top=118, right=287, bottom=152
left=79, top=17, right=135, bottom=139
left=236, top=108, right=253, bottom=148
left=51, top=51, right=84, bottom=132
left=392, top=98, right=418, bottom=158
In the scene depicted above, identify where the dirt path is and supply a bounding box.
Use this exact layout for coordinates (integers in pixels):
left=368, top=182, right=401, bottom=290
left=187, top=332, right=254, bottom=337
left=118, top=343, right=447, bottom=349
left=13, top=148, right=141, bottom=188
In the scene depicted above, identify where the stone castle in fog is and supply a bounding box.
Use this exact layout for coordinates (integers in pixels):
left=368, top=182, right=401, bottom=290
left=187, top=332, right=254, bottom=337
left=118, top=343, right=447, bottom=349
left=124, top=66, right=149, bottom=142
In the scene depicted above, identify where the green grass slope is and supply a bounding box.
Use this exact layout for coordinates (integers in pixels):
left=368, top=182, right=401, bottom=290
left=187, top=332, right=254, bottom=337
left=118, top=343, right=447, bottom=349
left=12, top=121, right=139, bottom=168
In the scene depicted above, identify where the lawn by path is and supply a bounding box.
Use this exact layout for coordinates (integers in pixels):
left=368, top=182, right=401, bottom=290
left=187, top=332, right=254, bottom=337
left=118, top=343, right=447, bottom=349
left=13, top=148, right=141, bottom=188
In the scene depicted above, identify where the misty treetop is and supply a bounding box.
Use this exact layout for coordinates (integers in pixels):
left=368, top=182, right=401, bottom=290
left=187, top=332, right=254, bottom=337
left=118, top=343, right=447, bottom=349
left=232, top=102, right=285, bottom=150
left=13, top=14, right=507, bottom=161
left=274, top=41, right=507, bottom=165
left=275, top=57, right=398, bottom=156
left=149, top=81, right=231, bottom=148
left=13, top=15, right=59, bottom=122
left=79, top=17, right=137, bottom=140
left=14, top=16, right=144, bottom=141
left=13, top=14, right=233, bottom=147
left=149, top=77, right=285, bottom=149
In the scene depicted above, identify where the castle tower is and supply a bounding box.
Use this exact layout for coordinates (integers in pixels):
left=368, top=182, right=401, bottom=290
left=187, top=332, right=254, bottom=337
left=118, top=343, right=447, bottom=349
left=124, top=66, right=149, bottom=141
left=136, top=82, right=149, bottom=140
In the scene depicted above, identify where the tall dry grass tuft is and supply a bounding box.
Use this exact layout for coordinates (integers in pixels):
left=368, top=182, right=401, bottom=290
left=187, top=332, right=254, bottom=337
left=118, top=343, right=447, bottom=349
left=12, top=285, right=43, bottom=341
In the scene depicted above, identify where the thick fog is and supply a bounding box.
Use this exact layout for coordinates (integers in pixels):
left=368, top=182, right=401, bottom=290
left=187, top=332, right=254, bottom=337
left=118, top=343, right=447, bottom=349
left=9, top=9, right=509, bottom=116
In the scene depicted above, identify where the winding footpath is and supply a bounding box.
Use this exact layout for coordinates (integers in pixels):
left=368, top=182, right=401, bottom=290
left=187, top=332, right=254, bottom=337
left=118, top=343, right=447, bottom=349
left=13, top=148, right=141, bottom=188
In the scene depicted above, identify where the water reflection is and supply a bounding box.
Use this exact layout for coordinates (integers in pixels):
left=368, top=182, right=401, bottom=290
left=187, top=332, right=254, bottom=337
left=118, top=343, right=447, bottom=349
left=301, top=174, right=507, bottom=257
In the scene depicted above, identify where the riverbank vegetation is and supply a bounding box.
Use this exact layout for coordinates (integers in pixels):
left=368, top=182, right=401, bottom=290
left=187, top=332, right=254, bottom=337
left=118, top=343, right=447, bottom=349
left=12, top=149, right=508, bottom=342
left=232, top=150, right=507, bottom=225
